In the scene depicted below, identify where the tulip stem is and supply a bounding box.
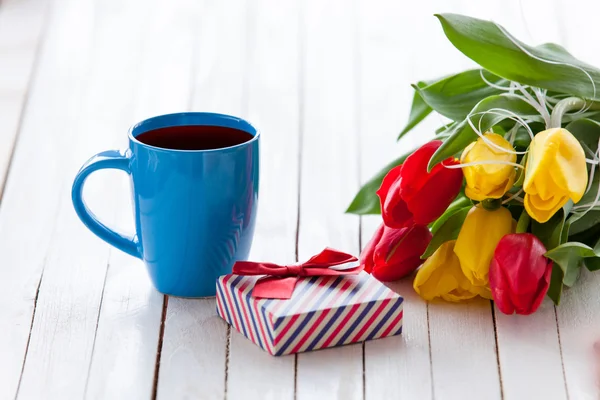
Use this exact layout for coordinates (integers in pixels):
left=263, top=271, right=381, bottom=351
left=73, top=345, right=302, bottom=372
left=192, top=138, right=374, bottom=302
left=516, top=210, right=531, bottom=233
left=549, top=97, right=600, bottom=128
left=481, top=198, right=502, bottom=211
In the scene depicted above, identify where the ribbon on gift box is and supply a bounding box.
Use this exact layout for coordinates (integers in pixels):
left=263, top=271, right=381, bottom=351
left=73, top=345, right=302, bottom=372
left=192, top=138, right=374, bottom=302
left=232, top=248, right=361, bottom=299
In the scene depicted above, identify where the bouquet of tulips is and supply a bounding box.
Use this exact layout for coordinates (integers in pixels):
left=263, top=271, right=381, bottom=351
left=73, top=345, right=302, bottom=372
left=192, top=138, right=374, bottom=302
left=347, top=14, right=600, bottom=315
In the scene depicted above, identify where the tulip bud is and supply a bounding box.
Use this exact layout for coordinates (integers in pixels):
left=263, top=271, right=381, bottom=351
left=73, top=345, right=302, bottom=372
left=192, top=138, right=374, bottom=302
left=413, top=240, right=489, bottom=302
left=524, top=128, right=587, bottom=223
left=454, top=205, right=513, bottom=296
left=461, top=133, right=517, bottom=201
left=360, top=223, right=432, bottom=282
left=489, top=233, right=552, bottom=315
left=377, top=140, right=463, bottom=228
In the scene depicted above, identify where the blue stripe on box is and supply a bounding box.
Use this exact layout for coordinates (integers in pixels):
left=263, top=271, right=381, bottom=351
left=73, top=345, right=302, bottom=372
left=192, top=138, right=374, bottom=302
left=243, top=281, right=266, bottom=350
left=276, top=276, right=344, bottom=355
left=274, top=276, right=320, bottom=328
left=334, top=284, right=388, bottom=346
left=216, top=278, right=234, bottom=325
left=260, top=299, right=275, bottom=344
left=229, top=276, right=249, bottom=338
left=337, top=273, right=373, bottom=307
left=365, top=297, right=403, bottom=341
left=304, top=274, right=370, bottom=351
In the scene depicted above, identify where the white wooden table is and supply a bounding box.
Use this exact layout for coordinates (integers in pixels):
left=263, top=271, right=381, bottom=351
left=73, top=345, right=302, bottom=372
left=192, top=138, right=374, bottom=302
left=1, top=0, right=599, bottom=398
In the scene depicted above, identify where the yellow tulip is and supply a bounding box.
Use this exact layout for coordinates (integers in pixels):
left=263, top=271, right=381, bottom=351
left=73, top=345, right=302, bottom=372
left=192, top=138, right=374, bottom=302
left=461, top=133, right=517, bottom=201
left=524, top=128, right=587, bottom=223
left=454, top=205, right=513, bottom=295
left=414, top=240, right=489, bottom=302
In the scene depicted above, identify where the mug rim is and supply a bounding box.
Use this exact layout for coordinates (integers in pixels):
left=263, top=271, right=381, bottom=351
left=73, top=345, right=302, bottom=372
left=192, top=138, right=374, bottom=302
left=128, top=111, right=260, bottom=154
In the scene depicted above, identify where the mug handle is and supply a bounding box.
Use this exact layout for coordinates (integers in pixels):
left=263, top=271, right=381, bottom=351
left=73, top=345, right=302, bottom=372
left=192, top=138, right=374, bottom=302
left=71, top=150, right=142, bottom=259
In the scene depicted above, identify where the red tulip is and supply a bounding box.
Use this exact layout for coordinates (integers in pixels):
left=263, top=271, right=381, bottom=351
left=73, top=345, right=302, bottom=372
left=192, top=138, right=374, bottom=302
left=489, top=233, right=552, bottom=315
left=360, top=223, right=432, bottom=282
left=377, top=140, right=463, bottom=228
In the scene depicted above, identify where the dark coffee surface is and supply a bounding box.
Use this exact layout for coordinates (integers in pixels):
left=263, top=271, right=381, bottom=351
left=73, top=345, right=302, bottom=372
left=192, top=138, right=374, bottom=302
left=136, top=125, right=253, bottom=150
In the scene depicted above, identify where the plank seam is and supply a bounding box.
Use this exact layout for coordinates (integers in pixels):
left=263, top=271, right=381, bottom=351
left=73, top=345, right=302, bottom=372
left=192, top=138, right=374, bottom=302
left=14, top=267, right=45, bottom=400
left=186, top=0, right=201, bottom=112
left=293, top=0, right=305, bottom=396
left=240, top=0, right=255, bottom=118
left=362, top=342, right=366, bottom=400
left=353, top=0, right=364, bottom=395
left=554, top=306, right=570, bottom=400
left=491, top=302, right=505, bottom=399
left=11, top=2, right=76, bottom=377
left=151, top=295, right=168, bottom=400
left=223, top=325, right=231, bottom=400
left=550, top=14, right=570, bottom=400
left=82, top=259, right=111, bottom=398
left=0, top=0, right=52, bottom=208
left=426, top=303, right=434, bottom=400
left=293, top=354, right=298, bottom=400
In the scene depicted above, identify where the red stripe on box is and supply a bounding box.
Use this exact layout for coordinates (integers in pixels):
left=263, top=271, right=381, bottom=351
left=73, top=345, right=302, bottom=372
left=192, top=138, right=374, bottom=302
left=252, top=297, right=273, bottom=354
left=380, top=310, right=404, bottom=337
left=236, top=279, right=257, bottom=344
left=349, top=298, right=392, bottom=342
left=274, top=277, right=335, bottom=346
left=216, top=287, right=226, bottom=318
left=222, top=275, right=242, bottom=333
left=288, top=280, right=353, bottom=354
left=319, top=277, right=382, bottom=348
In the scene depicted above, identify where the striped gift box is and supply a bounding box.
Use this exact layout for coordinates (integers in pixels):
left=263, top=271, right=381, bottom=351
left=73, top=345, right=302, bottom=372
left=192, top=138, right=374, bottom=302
left=216, top=271, right=404, bottom=356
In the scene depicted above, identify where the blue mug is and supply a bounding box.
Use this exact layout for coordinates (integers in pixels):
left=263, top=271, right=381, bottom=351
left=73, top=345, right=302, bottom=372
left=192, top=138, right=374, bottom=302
left=72, top=112, right=259, bottom=297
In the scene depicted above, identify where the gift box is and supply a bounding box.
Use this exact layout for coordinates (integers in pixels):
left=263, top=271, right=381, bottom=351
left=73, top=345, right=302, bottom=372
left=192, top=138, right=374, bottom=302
left=216, top=267, right=404, bottom=356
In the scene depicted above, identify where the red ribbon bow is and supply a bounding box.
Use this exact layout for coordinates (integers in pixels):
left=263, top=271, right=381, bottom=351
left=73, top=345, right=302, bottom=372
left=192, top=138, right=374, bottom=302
left=232, top=248, right=361, bottom=299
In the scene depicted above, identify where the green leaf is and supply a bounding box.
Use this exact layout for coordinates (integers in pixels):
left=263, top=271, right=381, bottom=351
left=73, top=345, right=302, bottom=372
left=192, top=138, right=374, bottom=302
left=545, top=242, right=600, bottom=286
left=398, top=83, right=433, bottom=140
left=516, top=209, right=531, bottom=233
left=513, top=150, right=529, bottom=187
left=569, top=210, right=600, bottom=236
left=422, top=206, right=471, bottom=259
left=428, top=94, right=539, bottom=170
left=565, top=118, right=600, bottom=154
left=513, top=125, right=536, bottom=149
left=346, top=150, right=413, bottom=215
left=547, top=264, right=564, bottom=305
left=414, top=69, right=505, bottom=121
left=430, top=194, right=471, bottom=234
left=436, top=14, right=600, bottom=101
left=588, top=238, right=600, bottom=270
left=531, top=204, right=571, bottom=249
left=569, top=222, right=600, bottom=247
left=436, top=122, right=456, bottom=135
left=585, top=257, right=600, bottom=271
left=574, top=169, right=600, bottom=211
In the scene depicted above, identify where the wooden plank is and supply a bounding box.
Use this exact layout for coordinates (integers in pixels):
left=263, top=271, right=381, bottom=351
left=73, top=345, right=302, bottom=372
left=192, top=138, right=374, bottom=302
left=83, top=0, right=198, bottom=398
left=0, top=0, right=48, bottom=198
left=350, top=2, right=502, bottom=399
left=0, top=0, right=93, bottom=397
left=14, top=0, right=152, bottom=398
left=556, top=270, right=600, bottom=400
left=357, top=1, right=565, bottom=399
left=295, top=0, right=363, bottom=399
left=428, top=301, right=500, bottom=399
left=397, top=3, right=566, bottom=399
left=460, top=3, right=568, bottom=398
left=225, top=1, right=299, bottom=398
left=155, top=0, right=248, bottom=398
left=422, top=0, right=499, bottom=390
left=552, top=2, right=600, bottom=398
left=495, top=303, right=567, bottom=400
left=356, top=0, right=439, bottom=398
